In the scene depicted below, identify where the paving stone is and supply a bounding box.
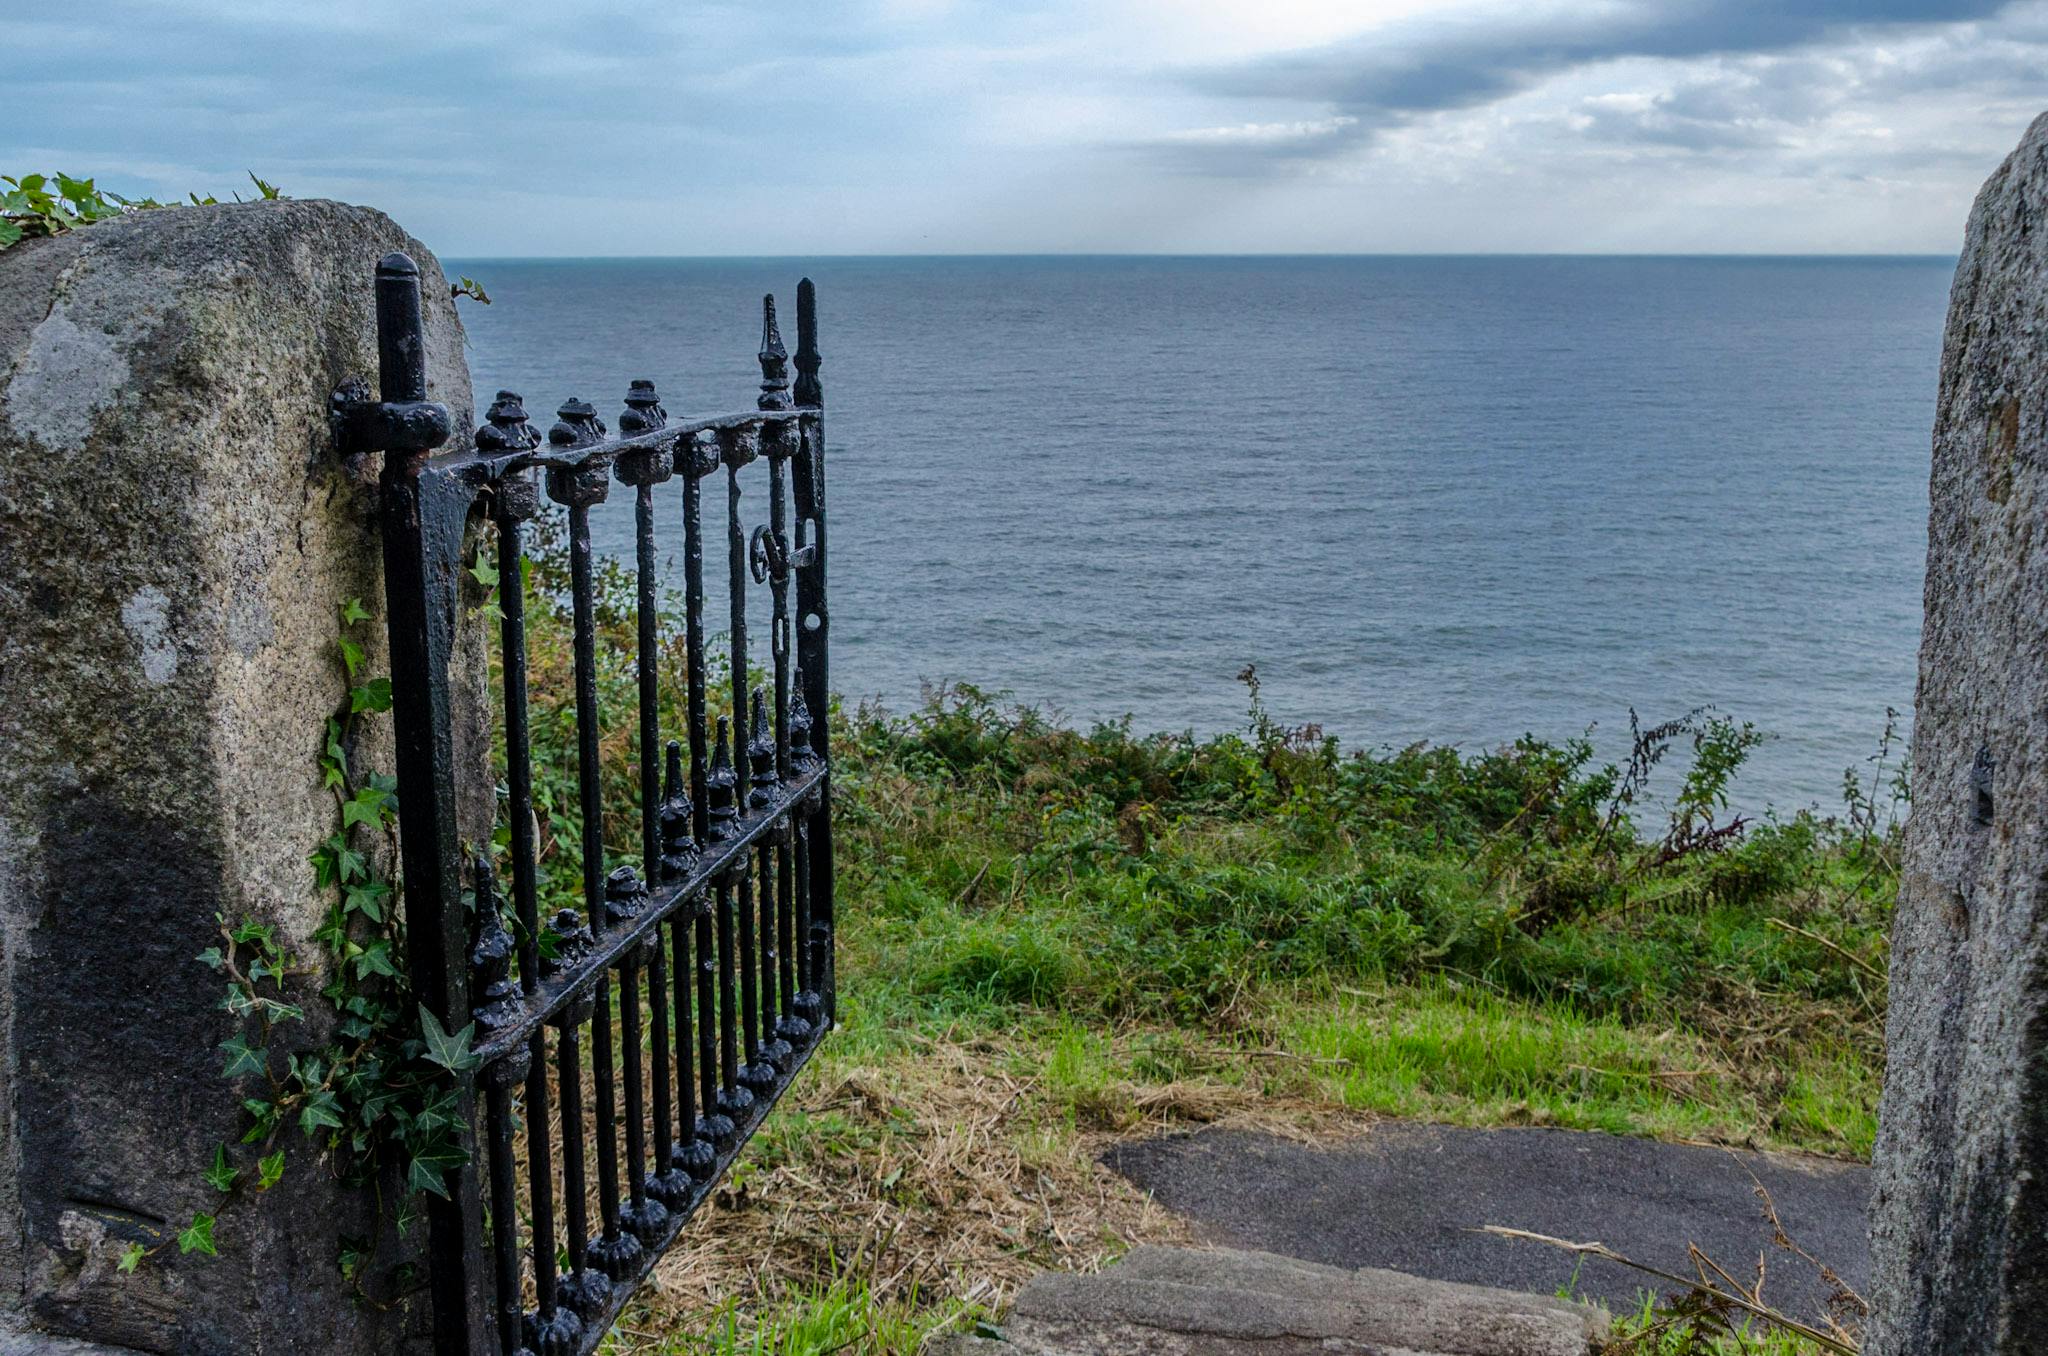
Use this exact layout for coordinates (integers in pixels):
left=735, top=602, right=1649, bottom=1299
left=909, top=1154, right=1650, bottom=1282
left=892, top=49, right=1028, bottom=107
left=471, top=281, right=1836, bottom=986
left=939, top=1246, right=1604, bottom=1355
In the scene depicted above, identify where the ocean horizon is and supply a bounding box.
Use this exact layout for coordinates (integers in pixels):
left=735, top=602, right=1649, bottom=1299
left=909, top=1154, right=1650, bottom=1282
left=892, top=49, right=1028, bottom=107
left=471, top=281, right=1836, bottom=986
left=455, top=252, right=1951, bottom=814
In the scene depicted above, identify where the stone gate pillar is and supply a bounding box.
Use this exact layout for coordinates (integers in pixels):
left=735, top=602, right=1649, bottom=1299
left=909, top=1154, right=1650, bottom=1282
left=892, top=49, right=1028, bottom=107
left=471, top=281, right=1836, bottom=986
left=0, top=201, right=481, bottom=1354
left=1868, top=110, right=2048, bottom=1355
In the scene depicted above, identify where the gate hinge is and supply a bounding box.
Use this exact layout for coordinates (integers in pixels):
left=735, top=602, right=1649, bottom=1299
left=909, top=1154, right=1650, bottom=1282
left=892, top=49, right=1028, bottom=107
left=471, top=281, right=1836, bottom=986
left=330, top=376, right=453, bottom=456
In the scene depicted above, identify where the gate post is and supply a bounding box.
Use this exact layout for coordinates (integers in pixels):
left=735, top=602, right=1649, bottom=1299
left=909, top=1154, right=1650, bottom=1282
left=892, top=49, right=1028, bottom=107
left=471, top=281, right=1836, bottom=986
left=350, top=253, right=492, bottom=1355
left=0, top=202, right=487, bottom=1352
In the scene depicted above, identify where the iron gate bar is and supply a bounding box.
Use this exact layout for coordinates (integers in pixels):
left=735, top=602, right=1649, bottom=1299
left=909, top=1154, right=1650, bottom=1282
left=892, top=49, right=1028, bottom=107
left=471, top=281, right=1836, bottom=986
left=338, top=252, right=833, bottom=1356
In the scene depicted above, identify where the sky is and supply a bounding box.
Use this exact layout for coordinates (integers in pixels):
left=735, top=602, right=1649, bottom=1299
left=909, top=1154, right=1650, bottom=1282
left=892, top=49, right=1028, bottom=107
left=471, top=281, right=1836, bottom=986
left=6, top=0, right=2046, bottom=255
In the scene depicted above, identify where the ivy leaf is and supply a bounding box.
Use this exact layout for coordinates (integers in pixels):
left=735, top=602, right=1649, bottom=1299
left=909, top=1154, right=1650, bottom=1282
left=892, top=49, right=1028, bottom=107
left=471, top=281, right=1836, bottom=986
left=468, top=556, right=497, bottom=588
left=417, top=1007, right=480, bottom=1075
left=351, top=677, right=393, bottom=714
left=219, top=1034, right=266, bottom=1079
left=299, top=1089, right=344, bottom=1139
left=345, top=880, right=389, bottom=923
left=257, top=1151, right=285, bottom=1191
left=196, top=946, right=224, bottom=970
left=352, top=940, right=400, bottom=981
left=204, top=1144, right=240, bottom=1194
left=406, top=1155, right=450, bottom=1199
left=401, top=1124, right=471, bottom=1200
left=178, top=1213, right=217, bottom=1257
left=340, top=792, right=386, bottom=831
left=241, top=1098, right=282, bottom=1143
left=340, top=598, right=370, bottom=626
left=117, top=1242, right=145, bottom=1273
left=335, top=844, right=367, bottom=883
left=0, top=219, right=24, bottom=250
left=338, top=637, right=365, bottom=678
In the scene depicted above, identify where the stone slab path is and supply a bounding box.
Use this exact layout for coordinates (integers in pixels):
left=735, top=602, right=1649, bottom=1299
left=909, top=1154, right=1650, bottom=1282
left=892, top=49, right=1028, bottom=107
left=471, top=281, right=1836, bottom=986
left=1103, top=1123, right=1870, bottom=1320
left=940, top=1245, right=1607, bottom=1355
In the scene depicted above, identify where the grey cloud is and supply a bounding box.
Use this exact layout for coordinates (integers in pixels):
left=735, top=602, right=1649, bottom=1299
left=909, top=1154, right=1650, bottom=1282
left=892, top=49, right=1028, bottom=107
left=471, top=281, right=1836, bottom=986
left=1163, top=0, right=2019, bottom=170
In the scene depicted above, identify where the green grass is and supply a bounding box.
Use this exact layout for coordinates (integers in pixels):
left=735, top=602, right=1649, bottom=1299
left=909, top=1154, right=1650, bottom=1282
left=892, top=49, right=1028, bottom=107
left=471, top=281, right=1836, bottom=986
left=1603, top=1291, right=1851, bottom=1354
left=605, top=1273, right=977, bottom=1354
left=814, top=680, right=1894, bottom=1156
left=502, top=518, right=1897, bottom=1349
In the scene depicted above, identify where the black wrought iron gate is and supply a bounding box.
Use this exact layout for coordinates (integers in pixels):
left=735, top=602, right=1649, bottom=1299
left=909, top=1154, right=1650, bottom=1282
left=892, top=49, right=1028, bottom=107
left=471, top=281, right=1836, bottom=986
left=336, top=252, right=834, bottom=1355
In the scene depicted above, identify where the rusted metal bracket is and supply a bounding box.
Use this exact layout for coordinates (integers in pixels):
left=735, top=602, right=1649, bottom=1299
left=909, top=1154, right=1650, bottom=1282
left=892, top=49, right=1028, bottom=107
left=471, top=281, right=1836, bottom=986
left=329, top=252, right=455, bottom=457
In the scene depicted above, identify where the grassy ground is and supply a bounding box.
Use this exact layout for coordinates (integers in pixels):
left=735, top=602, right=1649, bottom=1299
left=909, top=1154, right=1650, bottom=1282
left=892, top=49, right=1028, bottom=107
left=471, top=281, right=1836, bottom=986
left=500, top=520, right=1897, bottom=1354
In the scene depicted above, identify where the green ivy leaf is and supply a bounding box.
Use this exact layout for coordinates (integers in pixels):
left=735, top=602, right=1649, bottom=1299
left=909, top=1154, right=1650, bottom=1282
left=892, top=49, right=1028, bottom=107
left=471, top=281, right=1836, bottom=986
left=340, top=793, right=386, bottom=831
left=196, top=946, right=224, bottom=970
left=338, top=637, right=365, bottom=678
left=352, top=940, right=400, bottom=981
left=351, top=677, right=393, bottom=714
left=406, top=1155, right=449, bottom=1199
left=417, top=1007, right=480, bottom=1075
left=345, top=880, right=389, bottom=923
left=468, top=556, right=497, bottom=588
left=257, top=1150, right=285, bottom=1190
left=117, top=1242, right=145, bottom=1273
left=0, top=219, right=23, bottom=250
left=204, top=1144, right=240, bottom=1194
left=340, top=597, right=370, bottom=626
left=335, top=844, right=368, bottom=883
left=178, top=1213, right=217, bottom=1257
left=219, top=1034, right=266, bottom=1079
left=299, top=1090, right=344, bottom=1139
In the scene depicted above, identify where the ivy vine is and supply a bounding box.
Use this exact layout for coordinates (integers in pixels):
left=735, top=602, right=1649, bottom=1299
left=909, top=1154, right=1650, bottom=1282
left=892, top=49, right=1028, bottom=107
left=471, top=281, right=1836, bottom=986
left=122, top=601, right=481, bottom=1287
left=0, top=171, right=283, bottom=251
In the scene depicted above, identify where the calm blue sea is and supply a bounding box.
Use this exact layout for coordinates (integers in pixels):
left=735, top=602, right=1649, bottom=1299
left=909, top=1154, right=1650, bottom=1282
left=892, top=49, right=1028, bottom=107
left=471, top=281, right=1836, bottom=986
left=453, top=256, right=1951, bottom=814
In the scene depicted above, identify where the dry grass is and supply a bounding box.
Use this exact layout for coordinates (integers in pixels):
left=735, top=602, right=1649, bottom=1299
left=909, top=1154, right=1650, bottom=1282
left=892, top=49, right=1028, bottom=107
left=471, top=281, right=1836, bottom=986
left=601, top=1027, right=1363, bottom=1351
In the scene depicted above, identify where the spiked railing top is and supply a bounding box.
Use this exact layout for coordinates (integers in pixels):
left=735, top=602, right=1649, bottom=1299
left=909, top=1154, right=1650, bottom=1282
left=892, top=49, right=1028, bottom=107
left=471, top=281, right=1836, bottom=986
left=549, top=397, right=607, bottom=448
left=794, top=278, right=822, bottom=409
left=476, top=390, right=543, bottom=452
left=658, top=740, right=695, bottom=877
left=706, top=716, right=739, bottom=837
left=469, top=852, right=521, bottom=1034
left=746, top=689, right=776, bottom=803
left=758, top=295, right=793, bottom=412
left=615, top=380, right=675, bottom=486
left=619, top=379, right=668, bottom=434
left=788, top=665, right=815, bottom=763
left=603, top=864, right=647, bottom=929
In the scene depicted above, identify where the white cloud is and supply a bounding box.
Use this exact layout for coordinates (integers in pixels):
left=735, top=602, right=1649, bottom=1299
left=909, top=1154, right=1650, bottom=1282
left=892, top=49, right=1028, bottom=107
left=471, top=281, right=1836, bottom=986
left=1, top=0, right=2041, bottom=252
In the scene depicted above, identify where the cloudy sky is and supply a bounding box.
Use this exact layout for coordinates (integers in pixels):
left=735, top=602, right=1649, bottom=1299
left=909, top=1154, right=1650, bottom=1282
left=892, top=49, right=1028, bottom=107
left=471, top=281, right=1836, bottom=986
left=7, top=0, right=2045, bottom=255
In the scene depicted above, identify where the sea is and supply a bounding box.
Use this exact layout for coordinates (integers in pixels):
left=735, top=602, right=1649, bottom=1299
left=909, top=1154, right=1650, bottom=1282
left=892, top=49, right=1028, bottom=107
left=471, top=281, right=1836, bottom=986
left=454, top=255, right=1953, bottom=815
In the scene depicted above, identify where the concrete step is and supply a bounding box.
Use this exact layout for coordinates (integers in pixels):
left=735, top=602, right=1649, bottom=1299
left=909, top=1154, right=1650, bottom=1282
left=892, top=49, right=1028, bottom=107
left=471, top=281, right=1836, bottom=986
left=939, top=1246, right=1607, bottom=1355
